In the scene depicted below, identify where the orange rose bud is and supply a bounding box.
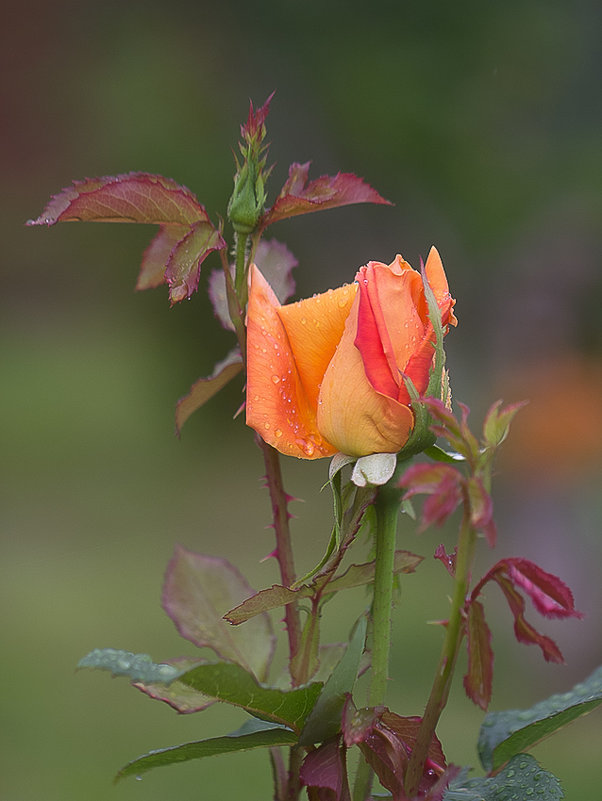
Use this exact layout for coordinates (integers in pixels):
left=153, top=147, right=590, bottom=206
left=246, top=247, right=456, bottom=459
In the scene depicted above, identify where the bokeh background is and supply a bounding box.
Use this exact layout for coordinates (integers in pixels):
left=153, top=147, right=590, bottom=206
left=2, top=1, right=601, bottom=799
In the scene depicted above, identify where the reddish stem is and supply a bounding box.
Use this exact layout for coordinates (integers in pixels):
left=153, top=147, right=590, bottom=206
left=259, top=437, right=302, bottom=672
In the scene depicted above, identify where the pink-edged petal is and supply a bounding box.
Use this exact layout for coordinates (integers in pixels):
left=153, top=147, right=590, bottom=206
left=318, top=296, right=414, bottom=456
left=260, top=162, right=391, bottom=230
left=28, top=172, right=210, bottom=226
left=246, top=265, right=336, bottom=459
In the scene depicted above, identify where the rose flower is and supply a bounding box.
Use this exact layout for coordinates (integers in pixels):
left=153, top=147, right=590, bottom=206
left=246, top=247, right=456, bottom=459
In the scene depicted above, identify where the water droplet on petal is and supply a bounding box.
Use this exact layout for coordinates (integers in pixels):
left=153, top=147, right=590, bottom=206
left=272, top=375, right=280, bottom=384
left=275, top=429, right=283, bottom=438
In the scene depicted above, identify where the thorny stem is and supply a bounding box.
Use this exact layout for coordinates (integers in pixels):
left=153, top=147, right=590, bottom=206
left=228, top=229, right=302, bottom=799
left=404, top=510, right=477, bottom=797
left=353, top=483, right=401, bottom=801
left=260, top=438, right=302, bottom=669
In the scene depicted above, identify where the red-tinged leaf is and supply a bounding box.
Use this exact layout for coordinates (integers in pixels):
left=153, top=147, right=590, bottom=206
left=259, top=162, right=391, bottom=230
left=482, top=399, right=528, bottom=448
left=496, top=576, right=565, bottom=663
left=342, top=700, right=446, bottom=799
left=163, top=546, right=275, bottom=680
left=504, top=558, right=583, bottom=620
left=466, top=475, right=496, bottom=546
left=400, top=463, right=463, bottom=530
left=164, top=220, right=226, bottom=304
left=28, top=172, right=210, bottom=227
left=474, top=558, right=583, bottom=620
left=463, top=599, right=493, bottom=710
left=137, top=224, right=189, bottom=290
left=399, top=462, right=460, bottom=494
left=300, top=739, right=351, bottom=801
left=434, top=544, right=456, bottom=576
left=133, top=657, right=215, bottom=714
left=359, top=712, right=446, bottom=799
left=473, top=568, right=565, bottom=663
left=241, top=92, right=274, bottom=142
left=175, top=349, right=243, bottom=435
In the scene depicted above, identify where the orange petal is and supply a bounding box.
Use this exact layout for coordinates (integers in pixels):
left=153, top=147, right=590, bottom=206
left=425, top=246, right=457, bottom=327
left=318, top=296, right=415, bottom=456
left=277, top=282, right=357, bottom=412
left=246, top=265, right=336, bottom=459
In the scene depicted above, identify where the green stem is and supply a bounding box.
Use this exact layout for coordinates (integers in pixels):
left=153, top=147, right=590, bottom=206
left=353, top=484, right=401, bottom=801
left=404, top=511, right=476, bottom=796
left=234, top=232, right=250, bottom=309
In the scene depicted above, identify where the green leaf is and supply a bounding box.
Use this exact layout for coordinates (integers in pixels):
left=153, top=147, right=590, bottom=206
left=299, top=616, right=367, bottom=745
left=444, top=754, right=563, bottom=800
left=325, top=550, right=423, bottom=594
left=115, top=719, right=297, bottom=782
left=175, top=349, right=243, bottom=435
left=133, top=658, right=215, bottom=713
left=163, top=546, right=275, bottom=681
left=478, top=664, right=602, bottom=772
left=78, top=649, right=184, bottom=684
left=176, top=661, right=322, bottom=733
left=225, top=551, right=422, bottom=626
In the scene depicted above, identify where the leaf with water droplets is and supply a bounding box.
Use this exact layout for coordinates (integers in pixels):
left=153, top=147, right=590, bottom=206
left=28, top=172, right=210, bottom=226
left=77, top=648, right=185, bottom=684
left=478, top=664, right=602, bottom=772
left=444, top=754, right=563, bottom=800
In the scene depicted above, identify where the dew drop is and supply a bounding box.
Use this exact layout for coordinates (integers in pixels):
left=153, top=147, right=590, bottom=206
left=272, top=375, right=280, bottom=384
left=301, top=317, right=307, bottom=325
left=275, top=429, right=283, bottom=438
left=135, top=775, right=143, bottom=782
left=264, top=423, right=270, bottom=430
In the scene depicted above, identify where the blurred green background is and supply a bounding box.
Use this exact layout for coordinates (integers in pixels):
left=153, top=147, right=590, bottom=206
left=2, top=0, right=601, bottom=799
